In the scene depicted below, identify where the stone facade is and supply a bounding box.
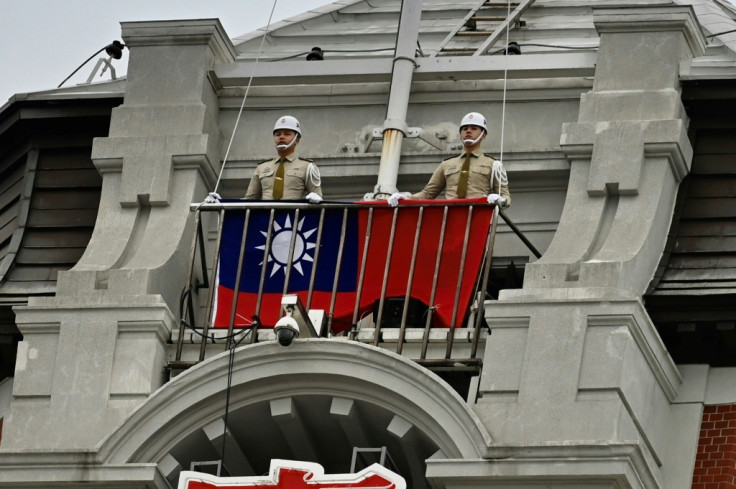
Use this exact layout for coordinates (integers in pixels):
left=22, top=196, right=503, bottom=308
left=0, top=3, right=734, bottom=489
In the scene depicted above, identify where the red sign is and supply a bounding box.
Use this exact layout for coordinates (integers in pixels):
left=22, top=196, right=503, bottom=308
left=178, top=459, right=406, bottom=489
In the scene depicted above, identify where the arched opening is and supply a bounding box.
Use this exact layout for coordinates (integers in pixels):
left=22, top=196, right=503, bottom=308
left=100, top=340, right=491, bottom=489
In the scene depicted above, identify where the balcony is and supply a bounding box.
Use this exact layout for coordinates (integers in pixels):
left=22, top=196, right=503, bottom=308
left=169, top=199, right=503, bottom=387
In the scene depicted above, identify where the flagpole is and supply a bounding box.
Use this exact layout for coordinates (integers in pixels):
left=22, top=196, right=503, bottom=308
left=371, top=0, right=424, bottom=198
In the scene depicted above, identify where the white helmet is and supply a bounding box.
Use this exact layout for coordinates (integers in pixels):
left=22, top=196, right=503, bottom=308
left=273, top=115, right=301, bottom=137
left=459, top=112, right=487, bottom=132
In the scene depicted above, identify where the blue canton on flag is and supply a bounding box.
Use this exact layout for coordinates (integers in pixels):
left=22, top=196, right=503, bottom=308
left=215, top=205, right=359, bottom=326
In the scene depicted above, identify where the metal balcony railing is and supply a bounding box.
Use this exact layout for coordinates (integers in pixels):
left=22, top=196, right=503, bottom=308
left=170, top=199, right=501, bottom=372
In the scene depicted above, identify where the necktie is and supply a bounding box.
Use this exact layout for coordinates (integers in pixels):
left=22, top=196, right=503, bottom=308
left=273, top=158, right=285, bottom=200
left=456, top=154, right=472, bottom=198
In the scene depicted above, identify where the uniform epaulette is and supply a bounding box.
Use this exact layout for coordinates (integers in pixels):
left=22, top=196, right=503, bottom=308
left=302, top=158, right=315, bottom=162
left=484, top=153, right=499, bottom=160
left=257, top=159, right=274, bottom=166
left=442, top=155, right=456, bottom=162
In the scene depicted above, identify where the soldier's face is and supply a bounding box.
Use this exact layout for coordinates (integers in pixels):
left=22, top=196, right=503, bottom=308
left=274, top=129, right=299, bottom=147
left=460, top=125, right=485, bottom=142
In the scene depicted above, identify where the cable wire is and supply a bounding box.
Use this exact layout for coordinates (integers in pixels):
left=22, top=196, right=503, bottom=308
left=498, top=0, right=512, bottom=168
left=57, top=46, right=107, bottom=88
left=220, top=342, right=236, bottom=472
left=267, top=46, right=398, bottom=62
left=215, top=0, right=281, bottom=471
left=213, top=0, right=281, bottom=196
left=707, top=28, right=736, bottom=38
left=219, top=315, right=255, bottom=474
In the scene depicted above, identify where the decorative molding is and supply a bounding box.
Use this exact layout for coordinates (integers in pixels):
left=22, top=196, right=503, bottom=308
left=99, top=340, right=492, bottom=465
left=121, top=19, right=237, bottom=64
left=593, top=6, right=707, bottom=58
left=587, top=311, right=681, bottom=400
left=427, top=443, right=660, bottom=489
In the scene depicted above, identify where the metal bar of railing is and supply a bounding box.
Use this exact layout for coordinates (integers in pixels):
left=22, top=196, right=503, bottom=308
left=196, top=212, right=210, bottom=290
left=421, top=205, right=450, bottom=360
left=176, top=209, right=203, bottom=362
left=305, top=208, right=326, bottom=312
left=190, top=201, right=495, bottom=210
left=254, top=209, right=277, bottom=341
left=327, top=208, right=349, bottom=335
left=471, top=205, right=500, bottom=358
left=186, top=291, right=196, bottom=337
left=446, top=205, right=475, bottom=359
left=225, top=209, right=251, bottom=350
left=351, top=207, right=374, bottom=340
left=397, top=206, right=424, bottom=355
left=281, top=209, right=301, bottom=299
left=199, top=208, right=226, bottom=361
left=374, top=207, right=400, bottom=346
left=499, top=209, right=542, bottom=258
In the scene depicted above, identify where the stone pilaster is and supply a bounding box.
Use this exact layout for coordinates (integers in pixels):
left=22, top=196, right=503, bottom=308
left=475, top=7, right=706, bottom=489
left=524, top=6, right=704, bottom=295
left=4, top=20, right=235, bottom=450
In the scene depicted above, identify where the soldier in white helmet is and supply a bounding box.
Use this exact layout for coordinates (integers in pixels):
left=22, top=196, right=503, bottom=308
left=388, top=112, right=510, bottom=208
left=244, top=115, right=323, bottom=202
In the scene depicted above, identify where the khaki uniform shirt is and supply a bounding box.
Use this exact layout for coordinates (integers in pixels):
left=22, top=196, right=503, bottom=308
left=244, top=154, right=322, bottom=200
left=411, top=150, right=511, bottom=207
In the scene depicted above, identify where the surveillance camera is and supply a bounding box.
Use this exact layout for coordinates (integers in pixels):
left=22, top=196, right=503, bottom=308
left=274, top=316, right=300, bottom=346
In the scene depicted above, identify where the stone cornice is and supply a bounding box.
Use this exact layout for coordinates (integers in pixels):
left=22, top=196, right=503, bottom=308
left=426, top=443, right=659, bottom=489
left=593, top=5, right=707, bottom=59
left=487, top=295, right=682, bottom=402
left=99, top=340, right=493, bottom=464
left=121, top=19, right=237, bottom=64
left=560, top=119, right=693, bottom=183
left=0, top=455, right=165, bottom=489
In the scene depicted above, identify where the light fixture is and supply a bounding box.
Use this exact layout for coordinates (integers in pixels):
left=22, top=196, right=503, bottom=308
left=104, top=40, right=125, bottom=60
left=57, top=40, right=126, bottom=88
left=306, top=46, right=324, bottom=61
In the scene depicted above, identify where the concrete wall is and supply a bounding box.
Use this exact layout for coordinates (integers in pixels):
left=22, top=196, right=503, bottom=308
left=3, top=19, right=234, bottom=451
left=0, top=5, right=727, bottom=489
left=470, top=6, right=709, bottom=489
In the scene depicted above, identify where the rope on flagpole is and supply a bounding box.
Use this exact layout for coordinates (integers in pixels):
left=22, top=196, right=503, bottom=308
left=498, top=0, right=512, bottom=172
left=209, top=0, right=281, bottom=199
left=218, top=0, right=281, bottom=473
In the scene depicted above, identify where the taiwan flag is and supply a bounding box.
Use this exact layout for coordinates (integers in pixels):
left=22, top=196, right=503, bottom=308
left=212, top=198, right=494, bottom=333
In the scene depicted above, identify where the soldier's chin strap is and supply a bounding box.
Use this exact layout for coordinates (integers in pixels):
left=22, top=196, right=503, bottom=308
left=462, top=132, right=485, bottom=147
left=276, top=137, right=298, bottom=152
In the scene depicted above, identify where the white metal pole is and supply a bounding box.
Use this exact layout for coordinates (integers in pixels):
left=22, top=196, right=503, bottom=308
left=374, top=0, right=424, bottom=197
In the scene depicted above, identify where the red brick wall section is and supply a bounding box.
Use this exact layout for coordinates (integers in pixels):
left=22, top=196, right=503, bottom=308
left=693, top=404, right=736, bottom=489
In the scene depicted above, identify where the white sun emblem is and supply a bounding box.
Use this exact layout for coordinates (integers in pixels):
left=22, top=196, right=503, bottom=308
left=256, top=214, right=318, bottom=278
